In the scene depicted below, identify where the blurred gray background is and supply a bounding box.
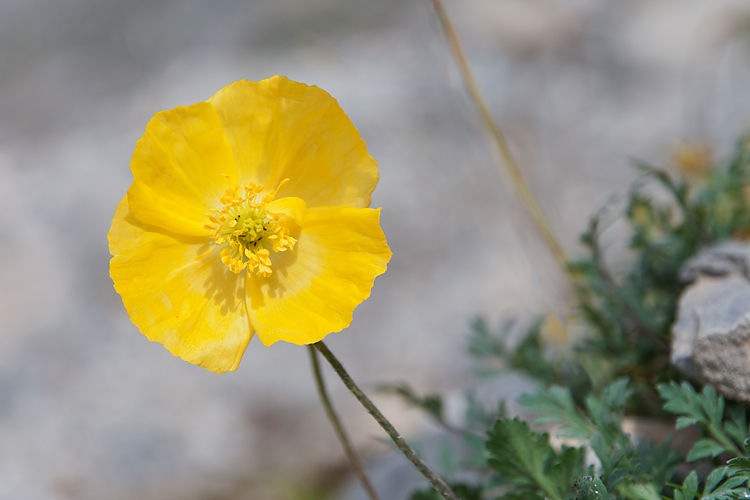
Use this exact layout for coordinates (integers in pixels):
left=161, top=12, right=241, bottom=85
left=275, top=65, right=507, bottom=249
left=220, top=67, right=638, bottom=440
left=2, top=0, right=750, bottom=499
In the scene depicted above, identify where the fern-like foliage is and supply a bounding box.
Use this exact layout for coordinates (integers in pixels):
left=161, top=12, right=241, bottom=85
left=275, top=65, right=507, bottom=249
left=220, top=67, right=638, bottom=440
left=403, top=136, right=750, bottom=500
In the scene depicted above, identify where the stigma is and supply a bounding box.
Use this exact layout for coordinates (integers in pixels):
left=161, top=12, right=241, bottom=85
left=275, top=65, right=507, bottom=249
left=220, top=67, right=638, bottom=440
left=203, top=179, right=296, bottom=277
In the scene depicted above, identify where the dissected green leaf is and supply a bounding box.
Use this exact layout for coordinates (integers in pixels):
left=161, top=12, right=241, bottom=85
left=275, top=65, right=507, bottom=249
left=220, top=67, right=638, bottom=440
left=519, top=385, right=592, bottom=440
left=552, top=446, right=586, bottom=491
left=601, top=377, right=633, bottom=414
left=727, top=457, right=750, bottom=471
left=636, top=436, right=681, bottom=490
left=462, top=430, right=490, bottom=468
left=466, top=317, right=560, bottom=383
left=683, top=471, right=699, bottom=500
left=587, top=431, right=635, bottom=492
left=589, top=433, right=611, bottom=472
left=450, top=484, right=483, bottom=500
left=573, top=476, right=608, bottom=500
left=700, top=385, right=724, bottom=427
left=486, top=418, right=583, bottom=499
left=725, top=413, right=750, bottom=451
left=487, top=418, right=555, bottom=484
left=670, top=471, right=700, bottom=500
left=377, top=383, right=445, bottom=425
left=704, top=467, right=730, bottom=495
left=464, top=391, right=504, bottom=430
left=606, top=467, right=631, bottom=492
left=658, top=382, right=703, bottom=423
left=658, top=381, right=742, bottom=457
left=510, top=321, right=558, bottom=383
left=616, top=480, right=662, bottom=500
left=467, top=316, right=508, bottom=359
left=585, top=393, right=629, bottom=449
left=676, top=417, right=699, bottom=430
left=702, top=469, right=748, bottom=500
left=687, top=439, right=729, bottom=462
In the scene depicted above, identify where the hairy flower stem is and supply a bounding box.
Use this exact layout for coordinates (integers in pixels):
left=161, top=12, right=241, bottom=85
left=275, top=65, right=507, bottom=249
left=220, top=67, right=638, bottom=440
left=429, top=0, right=568, bottom=274
left=307, top=346, right=382, bottom=500
left=314, top=341, right=459, bottom=500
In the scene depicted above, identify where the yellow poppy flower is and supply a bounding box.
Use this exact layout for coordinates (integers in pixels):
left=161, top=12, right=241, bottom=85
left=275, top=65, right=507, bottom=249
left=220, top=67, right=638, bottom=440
left=108, top=76, right=392, bottom=373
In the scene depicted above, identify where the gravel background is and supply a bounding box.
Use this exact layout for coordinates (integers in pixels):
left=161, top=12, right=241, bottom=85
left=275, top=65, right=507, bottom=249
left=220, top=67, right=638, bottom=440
left=1, top=0, right=750, bottom=499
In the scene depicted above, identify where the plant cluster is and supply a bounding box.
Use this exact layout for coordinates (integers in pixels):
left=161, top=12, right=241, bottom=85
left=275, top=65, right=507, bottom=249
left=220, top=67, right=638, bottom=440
left=571, top=135, right=750, bottom=403
left=391, top=135, right=750, bottom=499
left=405, top=378, right=750, bottom=500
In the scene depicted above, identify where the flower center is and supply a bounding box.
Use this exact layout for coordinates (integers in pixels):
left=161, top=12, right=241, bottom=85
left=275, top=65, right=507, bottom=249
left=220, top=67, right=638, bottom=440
left=203, top=179, right=296, bottom=277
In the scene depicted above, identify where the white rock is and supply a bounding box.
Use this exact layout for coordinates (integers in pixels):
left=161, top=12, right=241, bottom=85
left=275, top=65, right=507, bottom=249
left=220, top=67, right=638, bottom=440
left=672, top=243, right=750, bottom=401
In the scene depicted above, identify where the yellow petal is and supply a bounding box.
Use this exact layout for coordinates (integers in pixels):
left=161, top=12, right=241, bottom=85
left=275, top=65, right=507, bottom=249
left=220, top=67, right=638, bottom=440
left=109, top=196, right=252, bottom=373
left=208, top=76, right=378, bottom=209
left=127, top=102, right=238, bottom=235
left=246, top=206, right=391, bottom=346
left=265, top=196, right=306, bottom=225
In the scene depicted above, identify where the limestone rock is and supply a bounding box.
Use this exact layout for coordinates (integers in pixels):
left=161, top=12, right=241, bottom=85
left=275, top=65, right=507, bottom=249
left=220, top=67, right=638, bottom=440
left=679, top=241, right=750, bottom=283
left=672, top=242, right=750, bottom=401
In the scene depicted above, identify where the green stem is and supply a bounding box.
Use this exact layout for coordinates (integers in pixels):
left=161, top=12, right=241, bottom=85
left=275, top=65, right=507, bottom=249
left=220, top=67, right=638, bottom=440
left=308, top=346, right=381, bottom=500
left=708, top=423, right=743, bottom=457
left=531, top=471, right=562, bottom=500
left=314, top=341, right=458, bottom=500
left=665, top=483, right=701, bottom=499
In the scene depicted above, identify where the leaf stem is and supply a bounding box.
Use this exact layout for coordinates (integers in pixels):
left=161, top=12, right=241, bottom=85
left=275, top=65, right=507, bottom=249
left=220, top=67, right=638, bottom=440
left=707, top=423, right=743, bottom=457
left=531, top=471, right=562, bottom=500
left=308, top=346, right=381, bottom=500
left=314, top=341, right=459, bottom=500
left=665, top=482, right=701, bottom=498
left=429, top=0, right=568, bottom=273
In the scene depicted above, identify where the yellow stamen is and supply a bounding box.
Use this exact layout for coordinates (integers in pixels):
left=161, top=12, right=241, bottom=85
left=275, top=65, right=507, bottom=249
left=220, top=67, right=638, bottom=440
left=206, top=180, right=297, bottom=277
